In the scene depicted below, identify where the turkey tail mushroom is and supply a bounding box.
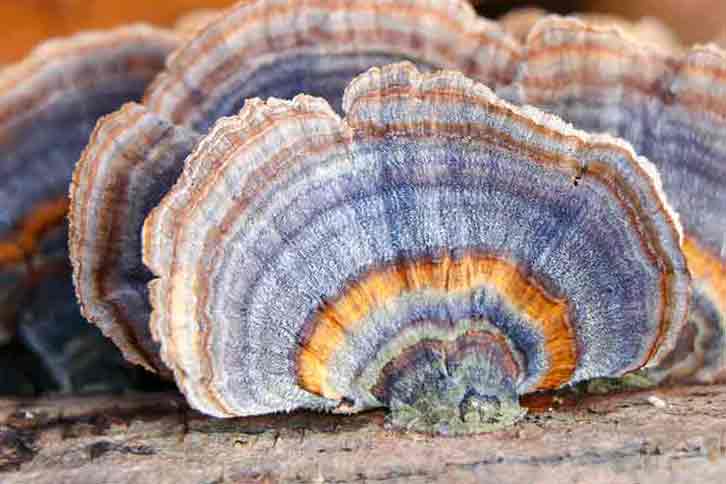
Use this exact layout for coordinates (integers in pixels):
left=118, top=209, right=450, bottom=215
left=65, top=0, right=721, bottom=424
left=141, top=63, right=689, bottom=434
left=143, top=0, right=520, bottom=132
left=69, top=0, right=521, bottom=377
left=69, top=103, right=200, bottom=375
left=500, top=16, right=726, bottom=384
left=0, top=25, right=179, bottom=388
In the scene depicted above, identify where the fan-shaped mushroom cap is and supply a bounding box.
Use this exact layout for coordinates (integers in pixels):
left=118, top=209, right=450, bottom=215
left=69, top=103, right=200, bottom=374
left=500, top=16, right=726, bottom=383
left=0, top=25, right=179, bottom=344
left=142, top=63, right=688, bottom=433
left=143, top=0, right=520, bottom=133
left=0, top=25, right=178, bottom=244
left=70, top=0, right=521, bottom=375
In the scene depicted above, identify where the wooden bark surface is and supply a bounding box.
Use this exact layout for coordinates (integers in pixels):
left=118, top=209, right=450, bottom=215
left=1, top=385, right=725, bottom=483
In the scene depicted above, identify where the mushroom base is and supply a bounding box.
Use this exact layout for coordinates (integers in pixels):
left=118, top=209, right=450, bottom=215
left=370, top=330, right=526, bottom=435
left=386, top=381, right=526, bottom=436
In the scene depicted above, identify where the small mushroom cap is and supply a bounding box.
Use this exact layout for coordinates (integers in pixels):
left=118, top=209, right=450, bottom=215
left=500, top=16, right=726, bottom=383
left=143, top=63, right=688, bottom=418
left=143, top=0, right=520, bottom=133
left=0, top=25, right=179, bottom=343
left=70, top=103, right=200, bottom=374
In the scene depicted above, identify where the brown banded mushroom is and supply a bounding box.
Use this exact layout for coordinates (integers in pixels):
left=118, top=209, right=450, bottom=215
left=70, top=0, right=522, bottom=376
left=70, top=104, right=200, bottom=374
left=498, top=7, right=550, bottom=43
left=68, top=0, right=719, bottom=410
left=140, top=63, right=689, bottom=434
left=499, top=16, right=726, bottom=384
left=142, top=0, right=520, bottom=132
left=0, top=25, right=178, bottom=389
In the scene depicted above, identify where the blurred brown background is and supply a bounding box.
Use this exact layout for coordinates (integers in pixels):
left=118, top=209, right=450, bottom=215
left=1, top=0, right=725, bottom=64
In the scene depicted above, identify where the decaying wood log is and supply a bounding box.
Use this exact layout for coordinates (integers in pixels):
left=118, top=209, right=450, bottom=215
left=1, top=385, right=726, bottom=483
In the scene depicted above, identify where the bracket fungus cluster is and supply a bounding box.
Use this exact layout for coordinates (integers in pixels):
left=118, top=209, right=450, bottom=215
left=0, top=25, right=179, bottom=390
left=138, top=63, right=689, bottom=433
left=141, top=0, right=520, bottom=132
left=71, top=103, right=200, bottom=374
left=498, top=17, right=726, bottom=384
left=17, top=0, right=716, bottom=432
left=70, top=0, right=523, bottom=377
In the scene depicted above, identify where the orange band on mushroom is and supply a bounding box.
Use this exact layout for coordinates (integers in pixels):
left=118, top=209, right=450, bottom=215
left=297, top=253, right=576, bottom=399
left=683, top=237, right=726, bottom=317
left=0, top=196, right=68, bottom=266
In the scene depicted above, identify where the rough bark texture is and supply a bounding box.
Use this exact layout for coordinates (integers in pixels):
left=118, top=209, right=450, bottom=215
left=1, top=385, right=726, bottom=483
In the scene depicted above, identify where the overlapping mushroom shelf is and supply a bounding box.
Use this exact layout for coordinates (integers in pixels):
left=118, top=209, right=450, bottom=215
left=63, top=0, right=723, bottom=430
left=497, top=17, right=726, bottom=383
left=71, top=104, right=200, bottom=374
left=0, top=24, right=180, bottom=390
left=71, top=0, right=524, bottom=377
left=147, top=62, right=689, bottom=427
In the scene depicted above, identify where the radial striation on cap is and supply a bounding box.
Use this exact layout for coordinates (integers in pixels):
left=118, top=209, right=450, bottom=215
left=142, top=63, right=689, bottom=433
left=71, top=0, right=524, bottom=376
left=143, top=0, right=520, bottom=133
left=69, top=103, right=200, bottom=374
left=0, top=25, right=179, bottom=347
left=500, top=16, right=726, bottom=383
